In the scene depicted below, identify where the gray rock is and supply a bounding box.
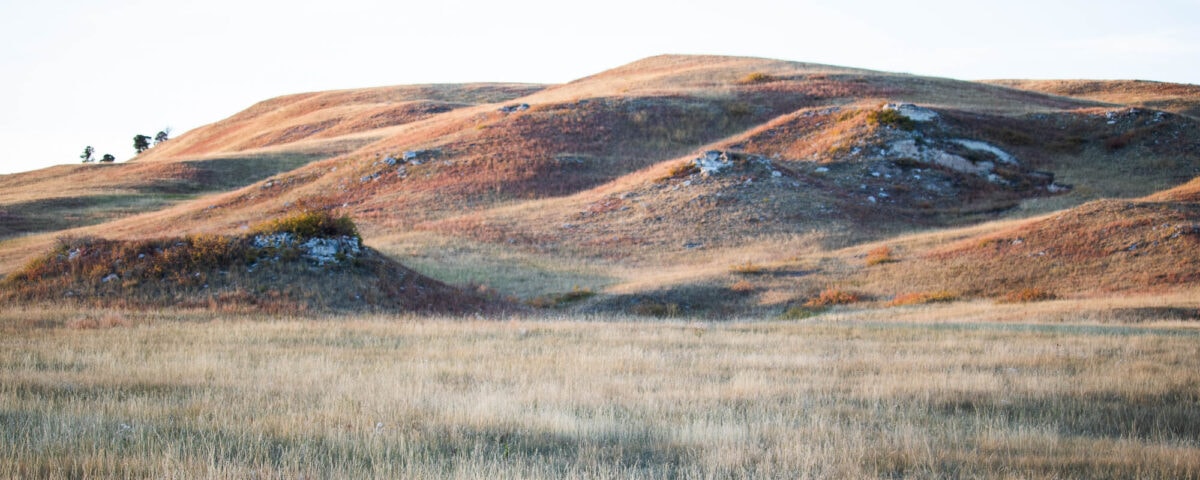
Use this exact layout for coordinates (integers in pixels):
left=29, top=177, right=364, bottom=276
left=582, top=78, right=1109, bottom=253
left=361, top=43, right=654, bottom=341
left=883, top=103, right=938, bottom=122
left=694, top=151, right=731, bottom=176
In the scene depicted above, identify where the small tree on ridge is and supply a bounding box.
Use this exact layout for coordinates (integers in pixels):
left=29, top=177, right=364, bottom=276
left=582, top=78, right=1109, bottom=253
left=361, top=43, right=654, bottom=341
left=154, top=128, right=171, bottom=145
left=133, top=134, right=152, bottom=154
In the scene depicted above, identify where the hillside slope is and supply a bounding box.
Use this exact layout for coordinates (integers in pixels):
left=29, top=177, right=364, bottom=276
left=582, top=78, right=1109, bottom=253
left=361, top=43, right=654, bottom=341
left=0, top=84, right=542, bottom=240
left=3, top=55, right=1199, bottom=316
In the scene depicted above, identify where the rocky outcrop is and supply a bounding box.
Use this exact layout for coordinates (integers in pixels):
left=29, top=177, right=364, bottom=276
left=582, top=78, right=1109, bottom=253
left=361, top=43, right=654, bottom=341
left=950, top=139, right=1017, bottom=164
left=694, top=150, right=733, bottom=176
left=889, top=139, right=992, bottom=177
left=883, top=103, right=938, bottom=122
left=252, top=232, right=362, bottom=266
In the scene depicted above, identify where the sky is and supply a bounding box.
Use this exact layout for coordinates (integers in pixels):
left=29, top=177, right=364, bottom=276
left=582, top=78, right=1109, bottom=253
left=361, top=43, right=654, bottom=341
left=1, top=0, right=1198, bottom=174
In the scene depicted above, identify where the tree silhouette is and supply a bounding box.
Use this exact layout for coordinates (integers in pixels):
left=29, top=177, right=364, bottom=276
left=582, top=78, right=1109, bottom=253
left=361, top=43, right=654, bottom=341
left=80, top=146, right=95, bottom=163
left=154, top=128, right=171, bottom=145
left=133, top=134, right=152, bottom=154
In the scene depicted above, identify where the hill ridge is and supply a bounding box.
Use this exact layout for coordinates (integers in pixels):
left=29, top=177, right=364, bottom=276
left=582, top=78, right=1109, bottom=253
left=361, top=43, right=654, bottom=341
left=3, top=54, right=1199, bottom=315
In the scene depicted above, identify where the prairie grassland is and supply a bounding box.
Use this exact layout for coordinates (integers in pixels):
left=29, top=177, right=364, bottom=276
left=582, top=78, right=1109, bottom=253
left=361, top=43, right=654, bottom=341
left=2, top=304, right=1199, bottom=479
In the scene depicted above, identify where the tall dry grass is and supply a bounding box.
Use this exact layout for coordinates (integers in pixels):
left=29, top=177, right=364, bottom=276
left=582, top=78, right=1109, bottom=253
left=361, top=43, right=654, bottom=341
left=1, top=305, right=1198, bottom=478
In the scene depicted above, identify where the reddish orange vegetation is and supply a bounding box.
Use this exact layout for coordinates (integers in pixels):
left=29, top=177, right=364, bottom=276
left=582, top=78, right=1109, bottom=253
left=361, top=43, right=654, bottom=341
left=886, top=290, right=957, bottom=307
left=804, top=288, right=861, bottom=307
left=865, top=246, right=897, bottom=266
left=895, top=199, right=1200, bottom=297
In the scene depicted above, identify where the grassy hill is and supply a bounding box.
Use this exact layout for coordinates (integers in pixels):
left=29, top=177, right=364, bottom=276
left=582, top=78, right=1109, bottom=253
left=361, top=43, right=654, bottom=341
left=2, top=55, right=1198, bottom=315
left=0, top=84, right=542, bottom=241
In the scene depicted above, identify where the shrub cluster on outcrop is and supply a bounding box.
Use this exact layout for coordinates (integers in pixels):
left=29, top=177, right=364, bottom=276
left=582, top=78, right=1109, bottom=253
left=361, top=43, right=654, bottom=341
left=250, top=210, right=359, bottom=241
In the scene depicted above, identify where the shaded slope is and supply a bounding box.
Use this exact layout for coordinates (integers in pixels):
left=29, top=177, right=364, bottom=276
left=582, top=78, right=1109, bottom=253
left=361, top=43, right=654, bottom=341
left=0, top=152, right=322, bottom=239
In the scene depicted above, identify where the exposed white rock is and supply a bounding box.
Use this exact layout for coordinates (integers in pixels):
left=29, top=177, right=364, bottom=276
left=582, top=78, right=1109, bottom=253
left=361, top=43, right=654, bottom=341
left=251, top=233, right=361, bottom=266
left=890, top=140, right=991, bottom=176
left=883, top=103, right=938, bottom=122
left=299, top=236, right=361, bottom=265
left=1047, top=183, right=1072, bottom=193
left=951, top=139, right=1017, bottom=164
left=694, top=150, right=732, bottom=176
left=252, top=232, right=294, bottom=249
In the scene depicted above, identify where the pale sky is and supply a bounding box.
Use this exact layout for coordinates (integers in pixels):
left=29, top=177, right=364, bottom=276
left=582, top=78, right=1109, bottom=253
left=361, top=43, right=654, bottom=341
left=1, top=0, right=1198, bottom=174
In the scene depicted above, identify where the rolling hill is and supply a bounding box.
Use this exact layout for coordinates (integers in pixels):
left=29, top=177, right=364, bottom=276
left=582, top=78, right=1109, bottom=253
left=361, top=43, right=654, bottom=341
left=2, top=55, right=1198, bottom=315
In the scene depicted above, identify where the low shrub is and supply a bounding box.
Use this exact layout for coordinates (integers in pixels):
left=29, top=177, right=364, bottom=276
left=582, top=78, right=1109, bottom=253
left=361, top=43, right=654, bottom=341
left=661, top=161, right=699, bottom=181
left=887, top=290, right=958, bottom=307
left=632, top=301, right=680, bottom=317
left=251, top=210, right=359, bottom=241
left=867, top=109, right=915, bottom=131
left=730, top=280, right=756, bottom=294
left=527, top=287, right=596, bottom=308
left=803, top=288, right=861, bottom=308
left=999, top=287, right=1057, bottom=304
left=865, top=246, right=897, bottom=266
left=781, top=306, right=821, bottom=320
left=739, top=72, right=776, bottom=84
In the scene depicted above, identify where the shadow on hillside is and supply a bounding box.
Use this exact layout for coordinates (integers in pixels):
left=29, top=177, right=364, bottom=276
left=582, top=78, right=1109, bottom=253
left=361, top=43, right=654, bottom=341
left=0, top=194, right=188, bottom=240
left=162, top=153, right=327, bottom=193
left=583, top=284, right=756, bottom=319
left=0, top=153, right=327, bottom=239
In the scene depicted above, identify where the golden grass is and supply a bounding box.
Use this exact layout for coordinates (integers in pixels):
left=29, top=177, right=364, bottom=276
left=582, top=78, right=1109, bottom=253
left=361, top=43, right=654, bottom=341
left=729, top=261, right=766, bottom=275
left=2, top=306, right=1199, bottom=478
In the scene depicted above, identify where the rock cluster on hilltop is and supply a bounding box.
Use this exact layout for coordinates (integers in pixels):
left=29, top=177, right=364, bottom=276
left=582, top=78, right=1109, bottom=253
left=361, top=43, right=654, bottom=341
left=638, top=102, right=1078, bottom=223
left=363, top=148, right=444, bottom=182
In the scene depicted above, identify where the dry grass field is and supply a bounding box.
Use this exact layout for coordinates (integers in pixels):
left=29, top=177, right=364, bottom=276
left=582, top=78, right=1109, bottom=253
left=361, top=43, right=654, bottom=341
left=2, top=303, right=1199, bottom=479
